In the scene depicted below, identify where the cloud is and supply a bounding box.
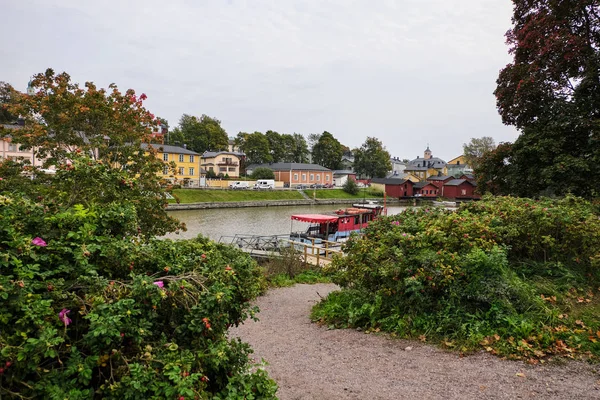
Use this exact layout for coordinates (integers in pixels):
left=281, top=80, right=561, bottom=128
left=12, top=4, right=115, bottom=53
left=0, top=0, right=518, bottom=160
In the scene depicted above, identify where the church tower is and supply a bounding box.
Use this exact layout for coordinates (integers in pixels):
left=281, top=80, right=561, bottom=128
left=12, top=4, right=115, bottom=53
left=26, top=80, right=34, bottom=96
left=424, top=145, right=432, bottom=160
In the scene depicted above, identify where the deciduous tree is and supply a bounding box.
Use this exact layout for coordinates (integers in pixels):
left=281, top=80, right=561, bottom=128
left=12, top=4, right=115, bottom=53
left=237, top=131, right=272, bottom=165
left=177, top=114, right=228, bottom=154
left=353, top=137, right=392, bottom=178
left=311, top=131, right=343, bottom=170
left=0, top=81, right=17, bottom=124
left=463, top=137, right=496, bottom=169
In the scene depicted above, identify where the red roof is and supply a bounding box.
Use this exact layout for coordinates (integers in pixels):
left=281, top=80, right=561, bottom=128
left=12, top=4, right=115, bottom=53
left=291, top=214, right=339, bottom=223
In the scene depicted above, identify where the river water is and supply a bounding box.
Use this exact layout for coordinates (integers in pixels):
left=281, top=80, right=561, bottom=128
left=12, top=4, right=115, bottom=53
left=166, top=204, right=408, bottom=241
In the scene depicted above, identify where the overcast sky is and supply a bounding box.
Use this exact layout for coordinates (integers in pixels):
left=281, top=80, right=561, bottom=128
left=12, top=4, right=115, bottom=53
left=1, top=0, right=519, bottom=161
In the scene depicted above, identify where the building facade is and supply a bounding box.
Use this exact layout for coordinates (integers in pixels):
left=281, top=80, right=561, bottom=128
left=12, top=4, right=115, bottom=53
left=247, top=163, right=333, bottom=187
left=142, top=143, right=202, bottom=187
left=201, top=151, right=243, bottom=178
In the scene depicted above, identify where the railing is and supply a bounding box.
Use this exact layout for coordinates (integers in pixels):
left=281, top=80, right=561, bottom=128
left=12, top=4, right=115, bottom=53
left=217, top=161, right=239, bottom=166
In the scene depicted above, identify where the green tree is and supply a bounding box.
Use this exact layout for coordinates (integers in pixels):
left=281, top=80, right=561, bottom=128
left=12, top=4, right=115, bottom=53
left=165, top=126, right=186, bottom=146
left=290, top=133, right=309, bottom=162
left=490, top=0, right=600, bottom=198
left=462, top=136, right=496, bottom=169
left=251, top=167, right=275, bottom=179
left=177, top=114, right=228, bottom=154
left=237, top=131, right=272, bottom=165
left=265, top=130, right=284, bottom=163
left=311, top=131, right=343, bottom=169
left=0, top=82, right=17, bottom=124
left=352, top=137, right=392, bottom=178
left=342, top=177, right=359, bottom=195
left=3, top=68, right=181, bottom=236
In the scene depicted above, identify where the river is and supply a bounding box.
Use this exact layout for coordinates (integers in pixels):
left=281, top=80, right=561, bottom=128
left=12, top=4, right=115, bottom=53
left=166, top=204, right=408, bottom=241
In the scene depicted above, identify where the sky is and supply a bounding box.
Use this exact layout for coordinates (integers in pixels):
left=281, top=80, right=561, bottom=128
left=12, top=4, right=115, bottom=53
left=0, top=0, right=520, bottom=161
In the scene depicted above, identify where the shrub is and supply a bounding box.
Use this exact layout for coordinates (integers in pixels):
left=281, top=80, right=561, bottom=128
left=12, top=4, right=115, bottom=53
left=0, top=195, right=276, bottom=398
left=314, top=195, right=600, bottom=360
left=250, top=167, right=275, bottom=180
left=342, top=179, right=359, bottom=195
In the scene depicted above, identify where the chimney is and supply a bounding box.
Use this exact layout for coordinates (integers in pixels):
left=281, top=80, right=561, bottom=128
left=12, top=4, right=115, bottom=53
left=183, top=144, right=187, bottom=149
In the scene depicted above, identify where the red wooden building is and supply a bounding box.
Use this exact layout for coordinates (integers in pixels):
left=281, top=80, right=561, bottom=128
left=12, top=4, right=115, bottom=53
left=426, top=175, right=454, bottom=189
left=413, top=181, right=439, bottom=197
left=370, top=178, right=414, bottom=198
left=442, top=179, right=479, bottom=199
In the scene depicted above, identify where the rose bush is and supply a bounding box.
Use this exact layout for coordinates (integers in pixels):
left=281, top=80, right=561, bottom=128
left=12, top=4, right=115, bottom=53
left=314, top=195, right=600, bottom=360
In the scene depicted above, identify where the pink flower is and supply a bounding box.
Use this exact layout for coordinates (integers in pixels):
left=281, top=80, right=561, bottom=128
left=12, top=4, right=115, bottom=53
left=153, top=281, right=164, bottom=288
left=31, top=237, right=47, bottom=247
left=139, top=93, right=147, bottom=100
left=58, top=309, right=71, bottom=326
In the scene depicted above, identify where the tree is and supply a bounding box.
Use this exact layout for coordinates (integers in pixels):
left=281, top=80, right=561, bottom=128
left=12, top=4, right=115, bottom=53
left=0, top=82, right=17, bottom=124
left=342, top=177, right=359, bottom=195
left=290, top=133, right=309, bottom=163
left=250, top=167, right=275, bottom=179
left=489, top=1, right=600, bottom=198
left=352, top=137, right=392, bottom=178
left=474, top=142, right=514, bottom=195
left=237, top=131, right=272, bottom=165
left=265, top=130, right=284, bottom=163
left=311, top=131, right=343, bottom=170
left=3, top=68, right=181, bottom=236
left=462, top=137, right=496, bottom=169
left=177, top=114, right=228, bottom=154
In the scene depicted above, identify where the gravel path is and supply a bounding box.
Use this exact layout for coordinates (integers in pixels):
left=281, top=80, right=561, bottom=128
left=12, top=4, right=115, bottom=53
left=230, top=283, right=600, bottom=400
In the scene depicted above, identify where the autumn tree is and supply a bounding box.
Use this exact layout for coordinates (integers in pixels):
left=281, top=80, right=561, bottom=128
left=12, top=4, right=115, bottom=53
left=463, top=136, right=496, bottom=169
left=311, top=131, right=343, bottom=169
left=176, top=114, right=228, bottom=154
left=488, top=1, right=600, bottom=197
left=353, top=137, right=392, bottom=178
left=2, top=68, right=181, bottom=236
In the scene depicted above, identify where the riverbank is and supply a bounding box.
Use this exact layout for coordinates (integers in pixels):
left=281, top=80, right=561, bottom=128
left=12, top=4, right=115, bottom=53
left=167, top=197, right=411, bottom=210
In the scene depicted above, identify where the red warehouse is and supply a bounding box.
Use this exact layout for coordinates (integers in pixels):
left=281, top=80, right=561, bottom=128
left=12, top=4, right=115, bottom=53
left=442, top=179, right=479, bottom=199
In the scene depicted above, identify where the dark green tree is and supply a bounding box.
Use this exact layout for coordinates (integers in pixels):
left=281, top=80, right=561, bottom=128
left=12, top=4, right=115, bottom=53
left=0, top=82, right=17, bottom=124
left=342, top=178, right=359, bottom=195
left=237, top=131, right=272, bottom=165
left=353, top=137, right=392, bottom=178
left=250, top=167, right=275, bottom=179
left=290, top=133, right=309, bottom=163
left=311, top=131, right=343, bottom=169
left=177, top=114, right=228, bottom=154
left=265, top=130, right=284, bottom=163
left=489, top=0, right=600, bottom=198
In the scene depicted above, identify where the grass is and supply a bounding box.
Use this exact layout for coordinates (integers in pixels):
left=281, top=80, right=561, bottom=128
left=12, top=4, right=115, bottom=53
left=268, top=269, right=331, bottom=287
left=307, top=188, right=384, bottom=199
left=170, top=189, right=306, bottom=203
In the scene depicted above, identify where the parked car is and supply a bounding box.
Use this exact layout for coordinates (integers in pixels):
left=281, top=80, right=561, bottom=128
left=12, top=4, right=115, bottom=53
left=296, top=184, right=308, bottom=189
left=309, top=184, right=324, bottom=189
left=253, top=179, right=275, bottom=190
left=323, top=183, right=334, bottom=188
left=229, top=181, right=249, bottom=190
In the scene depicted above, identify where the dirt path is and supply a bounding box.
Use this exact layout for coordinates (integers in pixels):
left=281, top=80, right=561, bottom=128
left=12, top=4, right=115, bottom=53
left=230, top=283, right=600, bottom=400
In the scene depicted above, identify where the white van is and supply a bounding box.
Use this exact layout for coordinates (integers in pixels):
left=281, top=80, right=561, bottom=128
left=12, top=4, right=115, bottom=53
left=254, top=179, right=275, bottom=190
left=229, top=181, right=249, bottom=190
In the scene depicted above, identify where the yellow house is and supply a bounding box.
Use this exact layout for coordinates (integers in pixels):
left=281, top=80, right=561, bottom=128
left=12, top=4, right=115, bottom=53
left=446, top=155, right=472, bottom=177
left=141, top=143, right=202, bottom=187
left=201, top=151, right=243, bottom=178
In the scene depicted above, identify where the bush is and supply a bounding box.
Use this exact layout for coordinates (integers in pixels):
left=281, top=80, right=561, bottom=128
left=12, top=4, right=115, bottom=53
left=342, top=179, right=359, bottom=195
left=250, top=167, right=275, bottom=180
left=0, top=195, right=277, bottom=398
left=206, top=169, right=217, bottom=179
left=314, top=195, right=600, bottom=360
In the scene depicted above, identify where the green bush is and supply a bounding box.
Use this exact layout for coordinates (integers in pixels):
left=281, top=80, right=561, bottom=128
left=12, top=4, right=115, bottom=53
left=250, top=168, right=275, bottom=180
left=0, top=195, right=276, bottom=398
left=314, top=195, right=600, bottom=360
left=342, top=179, right=359, bottom=195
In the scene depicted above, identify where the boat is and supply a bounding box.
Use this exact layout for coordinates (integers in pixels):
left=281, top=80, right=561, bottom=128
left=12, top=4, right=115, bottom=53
left=290, top=203, right=384, bottom=243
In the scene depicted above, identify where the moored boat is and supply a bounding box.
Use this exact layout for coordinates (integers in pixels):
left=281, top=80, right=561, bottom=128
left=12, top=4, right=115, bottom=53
left=290, top=203, right=384, bottom=243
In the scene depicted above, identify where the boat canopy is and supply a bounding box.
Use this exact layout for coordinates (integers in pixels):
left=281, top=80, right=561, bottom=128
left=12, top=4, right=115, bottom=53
left=291, top=214, right=339, bottom=223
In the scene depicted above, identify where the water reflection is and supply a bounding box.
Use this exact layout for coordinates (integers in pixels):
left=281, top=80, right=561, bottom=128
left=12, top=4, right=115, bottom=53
left=166, top=204, right=407, bottom=241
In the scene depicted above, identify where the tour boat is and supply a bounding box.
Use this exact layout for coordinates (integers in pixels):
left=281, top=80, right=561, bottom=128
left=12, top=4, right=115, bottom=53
left=290, top=202, right=384, bottom=243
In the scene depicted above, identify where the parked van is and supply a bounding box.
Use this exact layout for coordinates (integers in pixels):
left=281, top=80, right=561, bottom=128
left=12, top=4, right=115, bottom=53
left=229, top=181, right=249, bottom=190
left=254, top=179, right=275, bottom=190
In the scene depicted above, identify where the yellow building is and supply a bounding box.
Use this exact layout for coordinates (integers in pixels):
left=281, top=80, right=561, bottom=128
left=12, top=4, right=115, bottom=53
left=405, top=146, right=448, bottom=181
left=446, top=155, right=473, bottom=176
left=141, top=143, right=202, bottom=187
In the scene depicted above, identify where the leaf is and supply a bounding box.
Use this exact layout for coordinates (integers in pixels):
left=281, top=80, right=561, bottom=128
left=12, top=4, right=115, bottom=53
left=516, top=372, right=525, bottom=378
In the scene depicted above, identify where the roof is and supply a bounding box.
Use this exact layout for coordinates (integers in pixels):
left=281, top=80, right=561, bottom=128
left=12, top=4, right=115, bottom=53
left=371, top=177, right=412, bottom=185
left=404, top=166, right=430, bottom=171
left=407, top=156, right=447, bottom=168
left=247, top=163, right=331, bottom=172
left=141, top=143, right=200, bottom=155
left=291, top=214, right=339, bottom=223
left=333, top=170, right=355, bottom=175
left=461, top=174, right=475, bottom=180
left=202, top=151, right=244, bottom=158
left=413, top=181, right=437, bottom=189
left=426, top=175, right=453, bottom=181
left=444, top=179, right=477, bottom=187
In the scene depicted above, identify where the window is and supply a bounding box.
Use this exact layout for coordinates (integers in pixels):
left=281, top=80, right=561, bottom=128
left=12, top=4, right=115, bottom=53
left=8, top=143, right=17, bottom=152
left=209, top=167, right=214, bottom=171
left=293, top=173, right=298, bottom=181
left=228, top=167, right=235, bottom=172
left=189, top=155, right=194, bottom=162
left=178, top=167, right=184, bottom=175
left=325, top=175, right=329, bottom=181
left=461, top=189, right=467, bottom=196
left=302, top=174, right=306, bottom=181
left=310, top=174, right=314, bottom=181
left=189, top=167, right=195, bottom=176
left=163, top=153, right=169, bottom=161
left=163, top=166, right=169, bottom=175
left=316, top=175, right=320, bottom=181
left=220, top=167, right=226, bottom=172
left=179, top=154, right=184, bottom=162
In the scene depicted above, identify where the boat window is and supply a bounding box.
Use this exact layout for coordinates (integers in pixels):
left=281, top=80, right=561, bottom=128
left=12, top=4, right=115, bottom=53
left=354, top=215, right=360, bottom=225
